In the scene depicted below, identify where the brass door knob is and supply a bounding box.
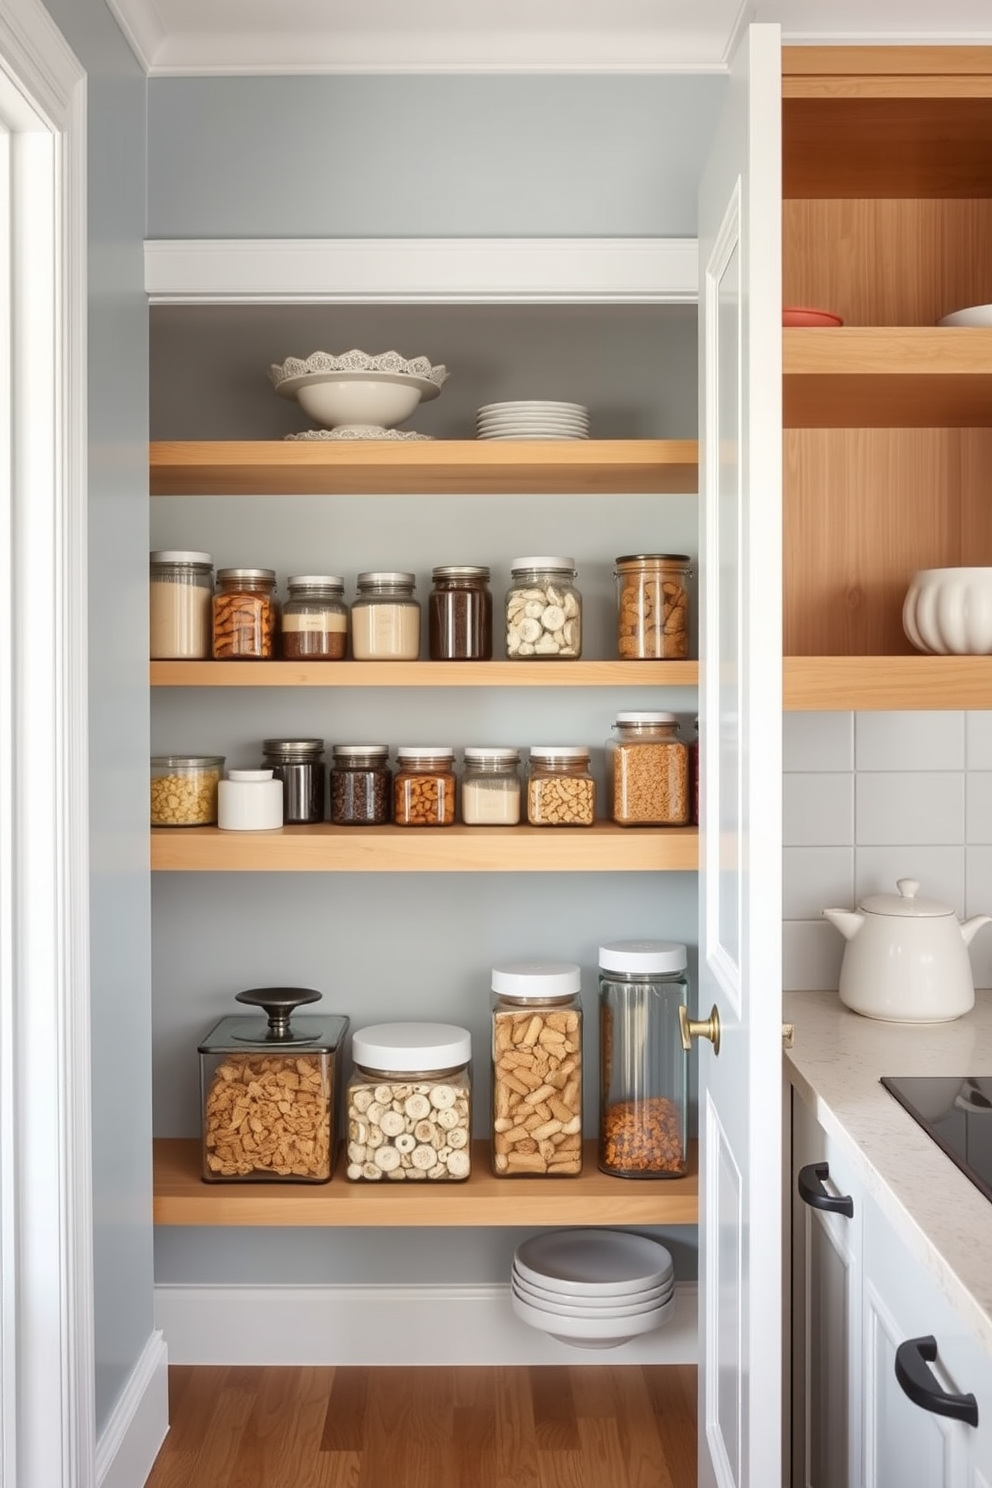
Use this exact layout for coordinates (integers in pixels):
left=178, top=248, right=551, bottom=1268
left=679, top=1003, right=721, bottom=1056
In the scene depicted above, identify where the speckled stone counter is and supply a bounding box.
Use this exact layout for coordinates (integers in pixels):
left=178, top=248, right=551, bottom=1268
left=784, top=987, right=992, bottom=1359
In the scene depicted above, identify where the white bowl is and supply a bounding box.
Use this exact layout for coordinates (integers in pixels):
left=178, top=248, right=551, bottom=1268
left=511, top=1289, right=675, bottom=1347
left=511, top=1277, right=674, bottom=1320
left=511, top=1263, right=673, bottom=1310
left=902, top=567, right=992, bottom=655
left=514, top=1228, right=673, bottom=1296
left=269, top=350, right=448, bottom=431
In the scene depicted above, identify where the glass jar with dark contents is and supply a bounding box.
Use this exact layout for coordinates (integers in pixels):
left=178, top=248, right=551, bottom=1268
left=329, top=744, right=392, bottom=825
left=428, top=565, right=493, bottom=660
left=261, top=738, right=326, bottom=823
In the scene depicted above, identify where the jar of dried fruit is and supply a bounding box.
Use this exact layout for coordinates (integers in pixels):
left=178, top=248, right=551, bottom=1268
left=598, top=940, right=689, bottom=1179
left=505, top=557, right=581, bottom=659
left=606, top=711, right=690, bottom=826
left=490, top=961, right=583, bottom=1177
left=346, top=1022, right=472, bottom=1182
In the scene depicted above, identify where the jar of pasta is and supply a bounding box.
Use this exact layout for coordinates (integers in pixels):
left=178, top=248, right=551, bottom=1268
left=505, top=558, right=581, bottom=659
left=598, top=940, right=689, bottom=1178
left=394, top=747, right=456, bottom=826
left=212, top=567, right=278, bottom=659
left=149, top=550, right=213, bottom=659
left=490, top=961, right=582, bottom=1177
left=606, top=711, right=690, bottom=826
left=614, top=553, right=692, bottom=660
left=350, top=571, right=420, bottom=661
left=526, top=746, right=595, bottom=826
left=280, top=574, right=348, bottom=660
left=346, top=1022, right=472, bottom=1182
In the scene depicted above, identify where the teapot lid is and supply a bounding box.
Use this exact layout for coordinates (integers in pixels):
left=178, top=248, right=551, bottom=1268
left=859, top=878, right=954, bottom=918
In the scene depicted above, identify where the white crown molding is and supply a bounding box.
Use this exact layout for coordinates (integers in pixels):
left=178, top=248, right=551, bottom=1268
left=145, top=237, right=698, bottom=306
left=102, top=0, right=164, bottom=75
left=155, top=1281, right=698, bottom=1366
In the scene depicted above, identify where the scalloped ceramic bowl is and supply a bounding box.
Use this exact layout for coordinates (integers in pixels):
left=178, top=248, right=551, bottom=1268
left=902, top=567, right=992, bottom=655
left=269, top=349, right=448, bottom=431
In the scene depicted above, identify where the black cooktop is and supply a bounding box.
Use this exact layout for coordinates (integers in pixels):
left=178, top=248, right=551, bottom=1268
left=881, top=1076, right=992, bottom=1206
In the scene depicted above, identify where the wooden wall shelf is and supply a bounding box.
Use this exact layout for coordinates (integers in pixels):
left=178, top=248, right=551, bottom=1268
left=784, top=655, right=992, bottom=711
left=153, top=1138, right=699, bottom=1227
left=150, top=439, right=699, bottom=498
left=150, top=659, right=699, bottom=689
left=150, top=821, right=698, bottom=873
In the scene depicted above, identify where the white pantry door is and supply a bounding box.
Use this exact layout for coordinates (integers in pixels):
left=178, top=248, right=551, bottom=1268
left=696, top=22, right=783, bottom=1488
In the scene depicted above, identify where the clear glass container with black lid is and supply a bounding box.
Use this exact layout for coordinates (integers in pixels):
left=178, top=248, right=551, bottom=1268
left=198, top=987, right=349, bottom=1184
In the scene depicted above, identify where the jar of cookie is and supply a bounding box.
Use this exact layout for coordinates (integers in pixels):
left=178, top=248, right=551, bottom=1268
left=346, top=1023, right=472, bottom=1182
left=490, top=961, right=583, bottom=1177
left=212, top=567, right=278, bottom=659
left=614, top=554, right=692, bottom=660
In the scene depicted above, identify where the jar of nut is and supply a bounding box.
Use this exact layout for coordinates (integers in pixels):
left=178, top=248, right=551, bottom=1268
left=198, top=986, right=349, bottom=1183
left=394, top=746, right=456, bottom=826
left=505, top=557, right=581, bottom=659
left=490, top=961, right=583, bottom=1177
left=350, top=571, right=421, bottom=661
left=150, top=755, right=224, bottom=826
left=281, top=574, right=348, bottom=660
left=330, top=744, right=392, bottom=826
left=598, top=940, right=689, bottom=1179
left=212, top=567, right=278, bottom=660
left=614, top=553, right=692, bottom=660
left=526, top=746, right=595, bottom=826
left=346, top=1022, right=472, bottom=1182
left=606, top=711, right=690, bottom=826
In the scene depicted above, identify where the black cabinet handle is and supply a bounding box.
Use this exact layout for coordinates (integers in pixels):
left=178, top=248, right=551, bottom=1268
left=797, top=1161, right=854, bottom=1218
left=895, top=1335, right=979, bottom=1428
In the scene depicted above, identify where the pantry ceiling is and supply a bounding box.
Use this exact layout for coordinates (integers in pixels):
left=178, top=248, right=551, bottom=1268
left=106, top=0, right=992, bottom=76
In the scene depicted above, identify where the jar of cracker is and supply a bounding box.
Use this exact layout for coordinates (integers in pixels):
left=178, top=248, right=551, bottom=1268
left=212, top=567, right=278, bottom=659
left=614, top=553, right=692, bottom=660
left=490, top=961, right=583, bottom=1177
left=198, top=987, right=348, bottom=1183
left=346, top=1023, right=472, bottom=1182
left=598, top=940, right=689, bottom=1179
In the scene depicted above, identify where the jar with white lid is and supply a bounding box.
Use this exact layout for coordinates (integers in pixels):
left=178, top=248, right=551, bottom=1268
left=212, top=568, right=278, bottom=659
left=527, top=746, right=595, bottom=826
left=281, top=575, right=348, bottom=660
left=598, top=939, right=689, bottom=1178
left=217, top=769, right=283, bottom=831
left=350, top=571, right=420, bottom=660
left=330, top=744, right=392, bottom=825
left=461, top=747, right=521, bottom=825
left=394, top=747, right=456, bottom=826
left=490, top=961, right=583, bottom=1177
left=149, top=550, right=214, bottom=659
left=346, top=1022, right=472, bottom=1182
left=505, top=557, right=581, bottom=659
left=607, top=711, right=690, bottom=826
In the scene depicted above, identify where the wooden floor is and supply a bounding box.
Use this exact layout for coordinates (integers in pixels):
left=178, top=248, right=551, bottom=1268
left=144, top=1363, right=698, bottom=1488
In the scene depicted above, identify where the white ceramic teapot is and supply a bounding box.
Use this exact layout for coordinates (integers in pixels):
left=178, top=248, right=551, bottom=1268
left=822, top=878, right=991, bottom=1023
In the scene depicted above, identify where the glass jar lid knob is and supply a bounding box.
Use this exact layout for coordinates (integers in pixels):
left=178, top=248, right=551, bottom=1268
left=234, top=985, right=322, bottom=1041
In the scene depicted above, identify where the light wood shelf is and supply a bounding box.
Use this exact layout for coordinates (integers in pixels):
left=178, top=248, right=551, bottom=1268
left=150, top=659, right=699, bottom=689
left=149, top=439, right=699, bottom=497
left=784, top=655, right=992, bottom=711
left=153, top=1138, right=699, bottom=1227
left=150, top=821, right=698, bottom=873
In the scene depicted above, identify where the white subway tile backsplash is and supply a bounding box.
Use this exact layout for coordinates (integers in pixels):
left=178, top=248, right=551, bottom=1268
left=783, top=773, right=854, bottom=847
left=967, top=773, right=992, bottom=844
left=855, top=771, right=964, bottom=845
left=855, top=711, right=965, bottom=771
left=966, top=713, right=992, bottom=769
left=782, top=920, right=844, bottom=993
left=783, top=712, right=854, bottom=772
left=965, top=847, right=992, bottom=989
left=782, top=846, right=854, bottom=919
left=853, top=845, right=965, bottom=913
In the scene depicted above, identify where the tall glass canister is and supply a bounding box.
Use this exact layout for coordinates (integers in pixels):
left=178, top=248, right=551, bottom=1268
left=598, top=939, right=689, bottom=1178
left=490, top=961, right=583, bottom=1177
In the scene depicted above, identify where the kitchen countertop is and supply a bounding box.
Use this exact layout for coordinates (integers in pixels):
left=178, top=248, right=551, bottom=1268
left=784, top=987, right=992, bottom=1359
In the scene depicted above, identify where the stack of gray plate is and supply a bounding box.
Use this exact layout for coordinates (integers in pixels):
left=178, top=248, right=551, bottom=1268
left=511, top=1228, right=675, bottom=1349
left=475, top=401, right=589, bottom=441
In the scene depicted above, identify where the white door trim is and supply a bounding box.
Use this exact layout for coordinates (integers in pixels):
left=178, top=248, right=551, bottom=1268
left=143, top=235, right=699, bottom=304
left=0, top=3, right=91, bottom=1486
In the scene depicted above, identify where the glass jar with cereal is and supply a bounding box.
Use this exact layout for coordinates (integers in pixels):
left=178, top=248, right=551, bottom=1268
left=606, top=710, right=690, bottom=826
left=490, top=961, right=583, bottom=1177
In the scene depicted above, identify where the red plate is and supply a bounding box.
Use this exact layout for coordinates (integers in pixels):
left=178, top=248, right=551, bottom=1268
left=783, top=306, right=844, bottom=327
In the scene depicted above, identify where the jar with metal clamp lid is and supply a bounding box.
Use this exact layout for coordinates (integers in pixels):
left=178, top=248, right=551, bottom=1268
left=346, top=1022, right=472, bottom=1182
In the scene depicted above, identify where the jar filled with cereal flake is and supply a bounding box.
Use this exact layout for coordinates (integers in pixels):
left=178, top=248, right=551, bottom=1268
left=526, top=746, right=595, bottom=826
left=198, top=987, right=348, bottom=1183
left=150, top=755, right=224, bottom=826
left=606, top=711, right=690, bottom=826
left=346, top=1022, right=472, bottom=1183
left=614, top=553, right=692, bottom=660
left=490, top=961, right=583, bottom=1177
left=505, top=557, right=581, bottom=659
left=598, top=940, right=689, bottom=1179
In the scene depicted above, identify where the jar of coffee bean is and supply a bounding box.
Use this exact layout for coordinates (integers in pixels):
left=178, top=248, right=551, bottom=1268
left=330, top=744, right=392, bottom=825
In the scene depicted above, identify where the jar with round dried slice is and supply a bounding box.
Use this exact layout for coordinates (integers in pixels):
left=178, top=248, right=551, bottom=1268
left=346, top=1022, right=472, bottom=1182
left=505, top=557, right=581, bottom=659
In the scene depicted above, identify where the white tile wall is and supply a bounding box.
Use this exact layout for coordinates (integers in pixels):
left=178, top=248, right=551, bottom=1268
left=783, top=711, right=992, bottom=994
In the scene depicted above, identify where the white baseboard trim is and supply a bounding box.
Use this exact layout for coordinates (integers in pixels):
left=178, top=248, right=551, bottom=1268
left=156, top=1281, right=697, bottom=1367
left=95, top=1329, right=169, bottom=1488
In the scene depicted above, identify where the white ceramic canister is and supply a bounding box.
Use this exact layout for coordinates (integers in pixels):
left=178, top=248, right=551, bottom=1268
left=217, top=769, right=284, bottom=831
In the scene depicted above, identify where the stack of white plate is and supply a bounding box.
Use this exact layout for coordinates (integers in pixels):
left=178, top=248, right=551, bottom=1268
left=510, top=1228, right=675, bottom=1349
left=476, top=401, right=589, bottom=441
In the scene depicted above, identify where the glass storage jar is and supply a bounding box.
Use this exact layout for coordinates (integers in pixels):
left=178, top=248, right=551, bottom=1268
left=350, top=571, right=420, bottom=660
left=346, top=1022, right=472, bottom=1182
left=394, top=746, right=456, bottom=826
left=615, top=553, right=692, bottom=660
left=261, top=738, right=326, bottom=824
left=428, top=565, right=493, bottom=660
left=212, top=567, right=278, bottom=659
left=505, top=557, right=582, bottom=659
left=198, top=986, right=348, bottom=1183
left=607, top=710, right=690, bottom=826
left=598, top=939, right=689, bottom=1178
left=150, top=755, right=224, bottom=826
left=690, top=716, right=699, bottom=825
left=280, top=574, right=348, bottom=660
left=527, top=746, right=595, bottom=826
left=217, top=768, right=283, bottom=831
left=461, top=747, right=521, bottom=825
left=149, top=549, right=214, bottom=659
left=490, top=961, right=583, bottom=1177
left=329, top=744, right=392, bottom=825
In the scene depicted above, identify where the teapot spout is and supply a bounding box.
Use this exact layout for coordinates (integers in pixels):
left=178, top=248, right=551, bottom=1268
left=961, top=914, right=992, bottom=948
left=823, top=907, right=864, bottom=942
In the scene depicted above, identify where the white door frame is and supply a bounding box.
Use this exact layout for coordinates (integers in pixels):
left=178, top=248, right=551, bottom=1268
left=0, top=3, right=92, bottom=1486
